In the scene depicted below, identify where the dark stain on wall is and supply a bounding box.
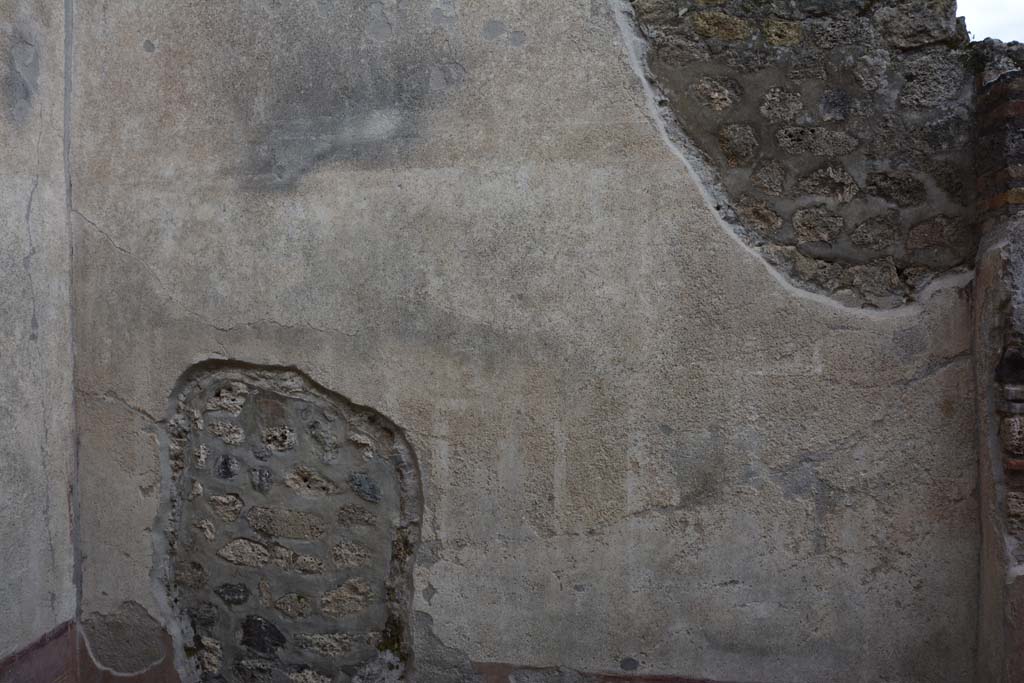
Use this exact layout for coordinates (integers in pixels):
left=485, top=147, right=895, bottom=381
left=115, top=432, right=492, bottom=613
left=629, top=0, right=982, bottom=307
left=163, top=363, right=421, bottom=682
left=3, top=26, right=39, bottom=125
left=208, top=1, right=466, bottom=191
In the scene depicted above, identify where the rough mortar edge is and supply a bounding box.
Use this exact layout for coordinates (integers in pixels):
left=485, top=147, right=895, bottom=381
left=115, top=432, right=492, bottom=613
left=76, top=621, right=169, bottom=678
left=607, top=0, right=975, bottom=319
left=150, top=359, right=426, bottom=683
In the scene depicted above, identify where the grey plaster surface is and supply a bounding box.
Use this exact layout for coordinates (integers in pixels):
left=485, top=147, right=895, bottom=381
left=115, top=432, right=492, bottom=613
left=0, top=0, right=75, bottom=660
left=68, top=1, right=979, bottom=681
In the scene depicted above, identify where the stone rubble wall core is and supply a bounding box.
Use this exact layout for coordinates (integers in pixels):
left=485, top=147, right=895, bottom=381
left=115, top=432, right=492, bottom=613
left=629, top=0, right=997, bottom=307
left=161, top=365, right=421, bottom=683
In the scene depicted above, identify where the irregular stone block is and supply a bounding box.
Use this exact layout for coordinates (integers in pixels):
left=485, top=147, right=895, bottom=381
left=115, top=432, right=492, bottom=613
left=276, top=593, right=313, bottom=619
left=322, top=578, right=373, bottom=616
left=736, top=196, right=783, bottom=238
left=1002, top=415, right=1024, bottom=458
left=209, top=494, right=243, bottom=522
left=868, top=171, right=928, bottom=207
left=820, top=89, right=852, bottom=122
left=339, top=503, right=377, bottom=526
left=217, top=538, right=270, bottom=567
left=296, top=632, right=356, bottom=657
left=250, top=466, right=273, bottom=493
left=241, top=615, right=286, bottom=654
left=752, top=161, right=786, bottom=195
left=288, top=670, right=332, bottom=683
left=245, top=505, right=326, bottom=539
left=1007, top=491, right=1024, bottom=536
left=333, top=541, right=372, bottom=568
left=235, top=658, right=274, bottom=683
left=348, top=473, right=382, bottom=504
left=214, top=582, right=251, bottom=606
left=177, top=561, right=208, bottom=588
left=760, top=88, right=803, bottom=123
left=793, top=205, right=845, bottom=243
left=308, top=419, right=340, bottom=453
left=196, top=636, right=222, bottom=673
left=898, top=52, right=968, bottom=108
left=189, top=602, right=219, bottom=629
left=718, top=123, right=759, bottom=166
left=80, top=602, right=168, bottom=674
left=205, top=382, right=249, bottom=415
left=193, top=444, right=210, bottom=469
left=797, top=165, right=859, bottom=202
left=262, top=425, right=296, bottom=451
left=874, top=0, right=957, bottom=48
left=690, top=11, right=751, bottom=41
left=688, top=77, right=741, bottom=112
left=214, top=454, right=241, bottom=479
left=285, top=465, right=338, bottom=496
left=764, top=19, right=800, bottom=46
left=258, top=579, right=273, bottom=607
left=776, top=127, right=859, bottom=156
left=208, top=421, right=244, bottom=445
left=851, top=211, right=900, bottom=250
left=195, top=519, right=216, bottom=541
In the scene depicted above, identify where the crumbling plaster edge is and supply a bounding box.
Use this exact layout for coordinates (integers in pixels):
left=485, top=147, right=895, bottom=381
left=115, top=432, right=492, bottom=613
left=146, top=359, right=427, bottom=683
left=607, top=0, right=975, bottom=319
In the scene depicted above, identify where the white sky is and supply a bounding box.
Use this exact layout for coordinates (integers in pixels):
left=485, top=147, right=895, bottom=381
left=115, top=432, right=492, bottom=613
left=958, top=0, right=1024, bottom=42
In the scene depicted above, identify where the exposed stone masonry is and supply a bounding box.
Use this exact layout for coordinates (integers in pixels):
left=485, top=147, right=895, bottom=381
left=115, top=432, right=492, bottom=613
left=630, top=0, right=983, bottom=307
left=974, top=64, right=1024, bottom=682
left=163, top=366, right=421, bottom=682
left=983, top=69, right=1024, bottom=564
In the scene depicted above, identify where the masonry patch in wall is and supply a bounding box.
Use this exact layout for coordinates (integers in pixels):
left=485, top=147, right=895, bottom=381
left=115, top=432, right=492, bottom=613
left=628, top=0, right=981, bottom=308
left=161, top=364, right=421, bottom=682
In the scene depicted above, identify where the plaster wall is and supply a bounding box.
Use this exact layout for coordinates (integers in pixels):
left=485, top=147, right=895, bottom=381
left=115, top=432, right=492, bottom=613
left=68, top=1, right=979, bottom=681
left=0, top=0, right=75, bottom=661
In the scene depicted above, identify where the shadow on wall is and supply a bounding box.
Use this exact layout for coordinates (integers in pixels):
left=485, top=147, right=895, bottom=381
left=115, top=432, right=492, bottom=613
left=211, top=1, right=466, bottom=191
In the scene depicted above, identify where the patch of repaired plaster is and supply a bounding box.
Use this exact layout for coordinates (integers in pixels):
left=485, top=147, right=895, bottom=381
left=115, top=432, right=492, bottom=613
left=80, top=601, right=167, bottom=674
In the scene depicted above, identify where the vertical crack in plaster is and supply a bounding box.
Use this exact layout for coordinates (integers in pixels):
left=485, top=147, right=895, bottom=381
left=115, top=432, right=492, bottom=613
left=22, top=98, right=60, bottom=617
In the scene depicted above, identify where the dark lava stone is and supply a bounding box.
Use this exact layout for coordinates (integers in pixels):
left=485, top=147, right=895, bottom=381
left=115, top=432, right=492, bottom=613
left=348, top=472, right=382, bottom=503
left=189, top=602, right=219, bottom=628
left=234, top=658, right=274, bottom=683
left=250, top=467, right=273, bottom=493
left=214, top=582, right=251, bottom=606
left=214, top=454, right=241, bottom=479
left=241, top=615, right=286, bottom=654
